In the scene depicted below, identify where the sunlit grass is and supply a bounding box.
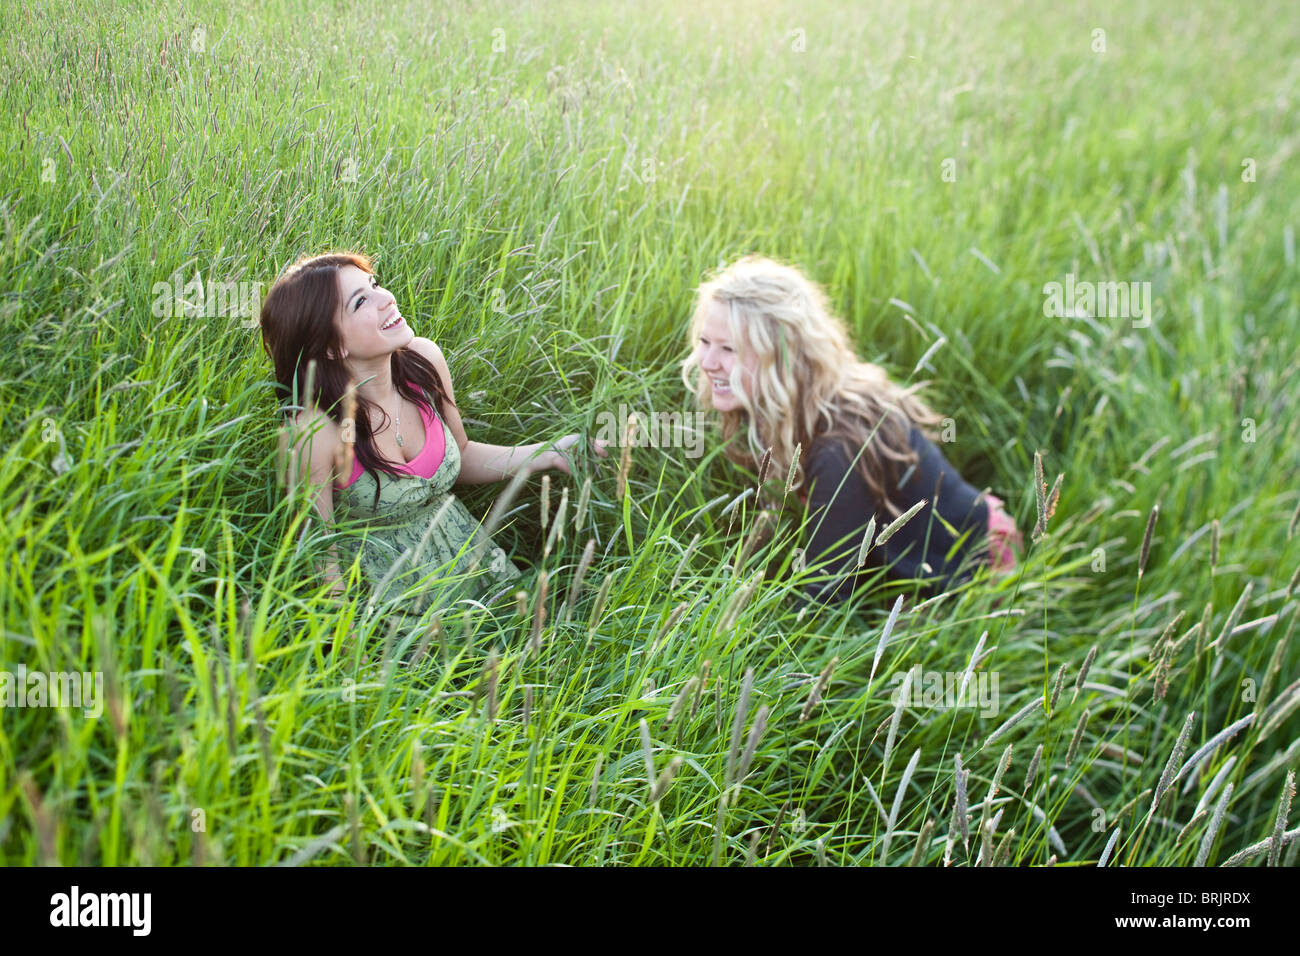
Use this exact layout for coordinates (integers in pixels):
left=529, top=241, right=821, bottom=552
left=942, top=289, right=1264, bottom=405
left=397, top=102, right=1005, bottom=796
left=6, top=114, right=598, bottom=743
left=1, top=0, right=1298, bottom=865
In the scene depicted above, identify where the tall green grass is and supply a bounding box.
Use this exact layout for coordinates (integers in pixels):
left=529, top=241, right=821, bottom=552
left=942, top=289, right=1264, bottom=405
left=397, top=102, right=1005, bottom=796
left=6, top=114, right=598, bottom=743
left=1, top=0, right=1297, bottom=865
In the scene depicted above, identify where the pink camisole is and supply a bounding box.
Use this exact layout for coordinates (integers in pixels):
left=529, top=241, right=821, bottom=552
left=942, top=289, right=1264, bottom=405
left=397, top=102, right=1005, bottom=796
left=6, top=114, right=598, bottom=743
left=333, top=381, right=446, bottom=491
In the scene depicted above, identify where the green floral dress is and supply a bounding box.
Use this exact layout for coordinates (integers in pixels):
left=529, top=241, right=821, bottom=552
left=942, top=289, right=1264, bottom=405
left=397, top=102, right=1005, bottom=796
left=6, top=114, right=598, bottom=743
left=333, top=387, right=522, bottom=625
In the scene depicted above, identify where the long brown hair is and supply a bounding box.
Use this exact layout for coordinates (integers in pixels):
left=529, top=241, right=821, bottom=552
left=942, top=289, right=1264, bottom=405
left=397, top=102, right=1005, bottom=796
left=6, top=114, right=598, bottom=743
left=259, top=251, right=454, bottom=504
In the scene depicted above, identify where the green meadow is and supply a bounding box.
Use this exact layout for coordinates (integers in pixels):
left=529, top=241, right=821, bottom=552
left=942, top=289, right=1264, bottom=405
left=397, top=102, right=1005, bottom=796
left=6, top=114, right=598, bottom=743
left=1, top=0, right=1298, bottom=865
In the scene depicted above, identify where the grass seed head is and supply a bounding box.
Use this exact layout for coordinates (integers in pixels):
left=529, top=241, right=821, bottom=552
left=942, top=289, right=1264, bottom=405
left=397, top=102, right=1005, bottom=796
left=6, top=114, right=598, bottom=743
left=725, top=668, right=755, bottom=788
left=530, top=570, right=549, bottom=655
left=800, top=656, right=837, bottom=722
left=540, top=474, right=551, bottom=532
left=952, top=753, right=969, bottom=851
left=875, top=499, right=927, bottom=549
left=1176, top=807, right=1211, bottom=846
left=616, top=412, right=637, bottom=500
left=671, top=533, right=700, bottom=591
left=993, top=826, right=1016, bottom=867
left=1194, top=601, right=1214, bottom=658
left=1048, top=662, right=1068, bottom=714
left=650, top=756, right=684, bottom=804
left=587, top=573, right=613, bottom=638
left=1138, top=504, right=1159, bottom=578
left=1268, top=771, right=1296, bottom=867
left=1152, top=711, right=1196, bottom=813
left=346, top=791, right=366, bottom=865
left=544, top=484, right=569, bottom=557
left=573, top=475, right=591, bottom=532
left=1073, top=645, right=1098, bottom=702
left=691, top=660, right=711, bottom=719
left=737, top=704, right=771, bottom=782
left=1153, top=610, right=1186, bottom=659
left=1045, top=473, right=1063, bottom=522
left=909, top=817, right=936, bottom=867
left=719, top=570, right=763, bottom=632
left=565, top=538, right=597, bottom=621
left=983, top=697, right=1040, bottom=747
left=589, top=753, right=603, bottom=809
left=757, top=446, right=772, bottom=489
left=413, top=611, right=443, bottom=662
left=653, top=601, right=690, bottom=655
left=1195, top=782, right=1234, bottom=867
left=784, top=443, right=802, bottom=496
left=856, top=515, right=877, bottom=568
left=484, top=650, right=499, bottom=722
left=1024, top=743, right=1043, bottom=793
left=735, top=510, right=773, bottom=572
left=1065, top=708, right=1090, bottom=766
left=666, top=676, right=699, bottom=726
left=1031, top=451, right=1046, bottom=540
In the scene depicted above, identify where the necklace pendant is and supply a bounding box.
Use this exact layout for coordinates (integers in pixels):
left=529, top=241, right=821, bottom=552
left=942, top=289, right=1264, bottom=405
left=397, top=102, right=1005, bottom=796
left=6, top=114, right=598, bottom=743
left=396, top=433, right=404, bottom=447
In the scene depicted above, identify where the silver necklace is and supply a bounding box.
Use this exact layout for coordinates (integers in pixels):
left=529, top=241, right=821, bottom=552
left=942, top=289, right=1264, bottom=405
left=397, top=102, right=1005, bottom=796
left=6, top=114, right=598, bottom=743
left=394, top=397, right=405, bottom=446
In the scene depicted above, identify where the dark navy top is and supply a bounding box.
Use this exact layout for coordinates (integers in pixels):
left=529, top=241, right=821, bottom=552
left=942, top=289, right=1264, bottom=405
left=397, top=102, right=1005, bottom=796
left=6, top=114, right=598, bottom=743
left=799, top=425, right=990, bottom=604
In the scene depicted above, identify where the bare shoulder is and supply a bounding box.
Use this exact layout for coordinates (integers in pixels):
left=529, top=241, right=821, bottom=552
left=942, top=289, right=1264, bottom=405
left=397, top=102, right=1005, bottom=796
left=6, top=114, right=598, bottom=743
left=287, top=402, right=339, bottom=442
left=407, top=336, right=457, bottom=401
left=407, top=335, right=448, bottom=370
left=282, top=403, right=340, bottom=480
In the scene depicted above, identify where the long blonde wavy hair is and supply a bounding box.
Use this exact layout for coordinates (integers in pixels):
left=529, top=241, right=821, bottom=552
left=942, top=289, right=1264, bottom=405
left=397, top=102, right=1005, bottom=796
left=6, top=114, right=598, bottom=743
left=681, top=255, right=946, bottom=519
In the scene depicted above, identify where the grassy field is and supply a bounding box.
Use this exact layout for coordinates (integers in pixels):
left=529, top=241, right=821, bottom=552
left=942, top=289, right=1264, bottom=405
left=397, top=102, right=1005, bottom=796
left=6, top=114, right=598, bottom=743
left=1, top=0, right=1298, bottom=866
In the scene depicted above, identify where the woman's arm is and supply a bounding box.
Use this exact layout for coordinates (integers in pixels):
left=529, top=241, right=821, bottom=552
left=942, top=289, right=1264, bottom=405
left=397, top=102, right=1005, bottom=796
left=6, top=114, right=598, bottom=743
left=801, top=441, right=878, bottom=605
left=280, top=406, right=347, bottom=597
left=409, top=336, right=600, bottom=482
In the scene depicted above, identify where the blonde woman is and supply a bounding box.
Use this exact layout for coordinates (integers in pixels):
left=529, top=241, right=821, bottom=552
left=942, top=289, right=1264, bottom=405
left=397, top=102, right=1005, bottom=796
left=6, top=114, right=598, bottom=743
left=682, top=255, right=1021, bottom=605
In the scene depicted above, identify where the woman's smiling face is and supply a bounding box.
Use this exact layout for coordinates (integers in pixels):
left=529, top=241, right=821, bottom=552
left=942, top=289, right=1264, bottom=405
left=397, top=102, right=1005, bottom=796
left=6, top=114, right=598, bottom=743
left=333, top=263, right=412, bottom=358
left=695, top=297, right=757, bottom=413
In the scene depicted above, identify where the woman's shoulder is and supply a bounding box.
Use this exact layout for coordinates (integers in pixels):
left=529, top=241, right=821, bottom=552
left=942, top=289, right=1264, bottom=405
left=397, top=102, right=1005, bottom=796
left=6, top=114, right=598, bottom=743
left=287, top=402, right=340, bottom=441
left=279, top=403, right=343, bottom=488
left=805, top=431, right=889, bottom=473
left=905, top=423, right=963, bottom=476
left=803, top=435, right=868, bottom=492
left=406, top=336, right=448, bottom=372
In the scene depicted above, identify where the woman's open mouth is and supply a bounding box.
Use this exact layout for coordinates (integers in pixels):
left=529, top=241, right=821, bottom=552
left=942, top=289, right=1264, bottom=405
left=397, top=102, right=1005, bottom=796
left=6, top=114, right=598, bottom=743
left=380, top=312, right=404, bottom=331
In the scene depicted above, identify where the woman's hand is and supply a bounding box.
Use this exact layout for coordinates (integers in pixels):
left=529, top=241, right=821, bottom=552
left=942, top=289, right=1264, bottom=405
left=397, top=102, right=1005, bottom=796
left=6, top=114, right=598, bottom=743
left=540, top=433, right=609, bottom=476
left=986, top=493, right=1022, bottom=573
